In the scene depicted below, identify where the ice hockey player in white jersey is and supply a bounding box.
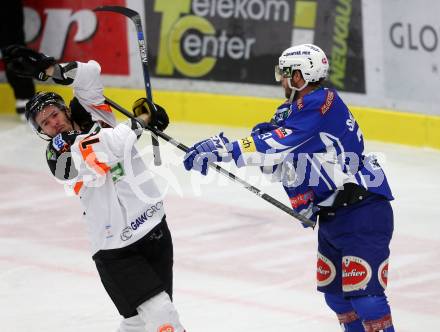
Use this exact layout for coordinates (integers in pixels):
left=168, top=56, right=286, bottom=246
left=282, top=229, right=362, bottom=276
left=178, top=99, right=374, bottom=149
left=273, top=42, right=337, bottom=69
left=6, top=45, right=186, bottom=332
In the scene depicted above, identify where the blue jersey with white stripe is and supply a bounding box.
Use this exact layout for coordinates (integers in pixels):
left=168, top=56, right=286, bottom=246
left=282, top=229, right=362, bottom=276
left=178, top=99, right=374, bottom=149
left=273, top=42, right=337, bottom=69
left=230, top=87, right=393, bottom=219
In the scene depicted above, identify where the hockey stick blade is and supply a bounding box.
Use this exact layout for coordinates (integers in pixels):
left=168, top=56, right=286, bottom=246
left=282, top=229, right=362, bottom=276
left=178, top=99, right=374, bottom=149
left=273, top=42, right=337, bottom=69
left=104, top=96, right=317, bottom=228
left=93, top=6, right=149, bottom=95
left=94, top=5, right=162, bottom=166
left=94, top=6, right=139, bottom=19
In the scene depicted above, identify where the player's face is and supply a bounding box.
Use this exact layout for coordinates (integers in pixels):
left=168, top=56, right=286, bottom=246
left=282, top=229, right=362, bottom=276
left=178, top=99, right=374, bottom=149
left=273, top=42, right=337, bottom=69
left=281, top=77, right=293, bottom=99
left=35, top=105, right=73, bottom=137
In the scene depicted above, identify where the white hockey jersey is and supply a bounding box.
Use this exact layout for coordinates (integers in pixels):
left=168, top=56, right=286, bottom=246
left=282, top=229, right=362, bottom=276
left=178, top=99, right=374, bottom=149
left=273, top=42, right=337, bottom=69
left=53, top=60, right=165, bottom=254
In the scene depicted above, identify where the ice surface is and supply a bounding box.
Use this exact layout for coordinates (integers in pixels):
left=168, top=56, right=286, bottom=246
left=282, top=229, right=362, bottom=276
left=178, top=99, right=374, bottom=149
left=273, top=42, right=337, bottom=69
left=0, top=116, right=439, bottom=331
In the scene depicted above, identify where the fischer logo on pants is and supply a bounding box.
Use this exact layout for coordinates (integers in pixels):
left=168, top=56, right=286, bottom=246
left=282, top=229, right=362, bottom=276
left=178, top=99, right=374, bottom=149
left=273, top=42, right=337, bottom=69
left=342, top=255, right=372, bottom=292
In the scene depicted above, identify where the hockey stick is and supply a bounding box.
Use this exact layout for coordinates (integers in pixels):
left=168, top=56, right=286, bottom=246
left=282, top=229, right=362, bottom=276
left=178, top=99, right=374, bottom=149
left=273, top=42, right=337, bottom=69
left=104, top=96, right=316, bottom=228
left=94, top=5, right=162, bottom=166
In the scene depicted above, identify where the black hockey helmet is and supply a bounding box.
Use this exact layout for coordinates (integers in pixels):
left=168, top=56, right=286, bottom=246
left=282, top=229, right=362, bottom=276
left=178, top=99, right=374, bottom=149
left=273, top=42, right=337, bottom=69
left=25, top=91, right=69, bottom=138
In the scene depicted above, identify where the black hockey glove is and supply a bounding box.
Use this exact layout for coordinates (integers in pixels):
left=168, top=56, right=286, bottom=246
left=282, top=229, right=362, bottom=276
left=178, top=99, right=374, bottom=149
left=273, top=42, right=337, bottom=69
left=3, top=45, right=56, bottom=81
left=51, top=62, right=78, bottom=85
left=132, top=97, right=169, bottom=131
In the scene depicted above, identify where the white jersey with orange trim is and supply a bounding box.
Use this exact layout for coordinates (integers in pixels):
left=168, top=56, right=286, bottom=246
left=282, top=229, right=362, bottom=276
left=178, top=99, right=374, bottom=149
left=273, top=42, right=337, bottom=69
left=71, top=60, right=117, bottom=128
left=53, top=60, right=165, bottom=254
left=66, top=123, right=165, bottom=255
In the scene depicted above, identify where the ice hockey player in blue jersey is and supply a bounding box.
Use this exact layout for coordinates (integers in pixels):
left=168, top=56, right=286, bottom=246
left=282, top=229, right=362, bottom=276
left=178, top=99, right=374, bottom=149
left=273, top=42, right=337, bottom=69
left=183, top=44, right=395, bottom=331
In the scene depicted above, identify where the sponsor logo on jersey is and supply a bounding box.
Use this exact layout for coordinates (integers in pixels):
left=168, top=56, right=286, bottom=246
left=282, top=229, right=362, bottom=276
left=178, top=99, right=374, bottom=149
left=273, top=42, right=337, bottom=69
left=378, top=259, right=389, bottom=289
left=110, top=163, right=125, bottom=182
left=319, top=90, right=335, bottom=115
left=317, top=252, right=336, bottom=287
left=274, top=107, right=292, bottom=122
left=52, top=133, right=68, bottom=152
left=240, top=136, right=256, bottom=153
left=342, top=255, right=372, bottom=292
left=120, top=226, right=133, bottom=242
left=46, top=148, right=56, bottom=161
left=130, top=201, right=164, bottom=231
left=289, top=190, right=314, bottom=209
left=158, top=324, right=175, bottom=332
left=105, top=224, right=113, bottom=239
left=274, top=127, right=293, bottom=139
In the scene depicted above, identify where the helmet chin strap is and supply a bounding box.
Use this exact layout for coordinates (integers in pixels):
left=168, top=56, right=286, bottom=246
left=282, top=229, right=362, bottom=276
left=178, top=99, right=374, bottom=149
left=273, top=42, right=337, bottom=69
left=288, top=79, right=308, bottom=103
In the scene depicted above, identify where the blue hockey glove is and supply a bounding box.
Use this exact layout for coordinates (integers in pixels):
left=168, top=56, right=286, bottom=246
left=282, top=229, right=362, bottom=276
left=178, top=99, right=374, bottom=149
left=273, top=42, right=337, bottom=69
left=183, top=133, right=231, bottom=175
left=251, top=122, right=277, bottom=136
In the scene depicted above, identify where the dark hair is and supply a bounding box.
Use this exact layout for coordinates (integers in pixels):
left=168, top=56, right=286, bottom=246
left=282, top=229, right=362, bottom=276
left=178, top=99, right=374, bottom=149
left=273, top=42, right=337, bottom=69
left=25, top=91, right=68, bottom=139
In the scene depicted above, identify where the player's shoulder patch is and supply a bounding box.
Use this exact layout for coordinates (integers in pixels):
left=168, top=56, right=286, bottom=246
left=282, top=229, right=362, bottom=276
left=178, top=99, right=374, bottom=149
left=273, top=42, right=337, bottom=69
left=319, top=89, right=335, bottom=115
left=297, top=87, right=333, bottom=115
left=273, top=103, right=292, bottom=123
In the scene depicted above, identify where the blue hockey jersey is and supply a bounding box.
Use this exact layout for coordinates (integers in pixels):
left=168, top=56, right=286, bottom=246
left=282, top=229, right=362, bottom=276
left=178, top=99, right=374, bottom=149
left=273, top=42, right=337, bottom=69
left=229, top=87, right=393, bottom=219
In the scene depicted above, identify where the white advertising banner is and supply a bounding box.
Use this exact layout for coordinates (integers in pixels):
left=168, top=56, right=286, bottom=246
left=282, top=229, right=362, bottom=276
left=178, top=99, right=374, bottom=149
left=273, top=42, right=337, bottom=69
left=382, top=0, right=440, bottom=107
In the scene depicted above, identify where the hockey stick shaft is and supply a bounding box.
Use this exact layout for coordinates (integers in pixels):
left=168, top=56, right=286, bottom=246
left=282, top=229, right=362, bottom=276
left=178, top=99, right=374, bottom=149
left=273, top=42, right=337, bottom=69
left=94, top=6, right=161, bottom=165
left=104, top=96, right=316, bottom=228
